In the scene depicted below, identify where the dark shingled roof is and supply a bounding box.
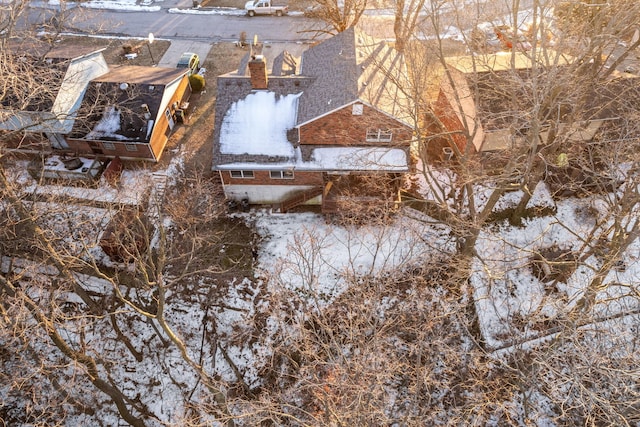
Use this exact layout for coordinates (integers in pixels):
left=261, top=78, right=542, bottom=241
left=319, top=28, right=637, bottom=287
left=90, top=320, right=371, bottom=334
left=296, top=27, right=362, bottom=124
left=296, top=27, right=412, bottom=126
left=93, top=65, right=188, bottom=85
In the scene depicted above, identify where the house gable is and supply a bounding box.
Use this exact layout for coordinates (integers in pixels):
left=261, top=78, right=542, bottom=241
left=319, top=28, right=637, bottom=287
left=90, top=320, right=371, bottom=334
left=299, top=102, right=413, bottom=147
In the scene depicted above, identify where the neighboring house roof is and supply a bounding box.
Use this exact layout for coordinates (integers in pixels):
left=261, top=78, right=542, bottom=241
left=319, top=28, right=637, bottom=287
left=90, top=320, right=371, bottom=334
left=0, top=41, right=109, bottom=134
left=441, top=50, right=578, bottom=150
left=441, top=50, right=640, bottom=151
left=446, top=50, right=574, bottom=74
left=69, top=65, right=188, bottom=143
left=213, top=28, right=412, bottom=172
left=91, top=65, right=188, bottom=86
left=4, top=39, right=107, bottom=60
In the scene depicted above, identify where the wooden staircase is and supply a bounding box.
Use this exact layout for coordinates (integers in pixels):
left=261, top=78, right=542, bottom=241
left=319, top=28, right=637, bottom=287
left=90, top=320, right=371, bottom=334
left=280, top=186, right=323, bottom=213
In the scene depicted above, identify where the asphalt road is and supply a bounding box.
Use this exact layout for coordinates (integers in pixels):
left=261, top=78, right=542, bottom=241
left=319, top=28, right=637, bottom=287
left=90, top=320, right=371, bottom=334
left=67, top=8, right=329, bottom=43
left=25, top=0, right=542, bottom=45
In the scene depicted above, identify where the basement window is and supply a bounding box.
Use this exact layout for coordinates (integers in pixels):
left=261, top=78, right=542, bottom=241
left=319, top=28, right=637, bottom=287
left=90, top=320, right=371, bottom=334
left=230, top=170, right=254, bottom=179
left=366, top=128, right=393, bottom=142
left=125, top=143, right=138, bottom=152
left=103, top=142, right=116, bottom=151
left=270, top=170, right=294, bottom=179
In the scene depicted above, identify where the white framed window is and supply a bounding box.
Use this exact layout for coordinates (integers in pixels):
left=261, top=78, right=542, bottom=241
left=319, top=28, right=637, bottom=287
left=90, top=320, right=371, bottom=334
left=352, top=103, right=363, bottom=115
left=103, top=142, right=116, bottom=150
left=366, top=128, right=393, bottom=142
left=125, top=143, right=138, bottom=152
left=270, top=170, right=294, bottom=179
left=230, top=170, right=254, bottom=179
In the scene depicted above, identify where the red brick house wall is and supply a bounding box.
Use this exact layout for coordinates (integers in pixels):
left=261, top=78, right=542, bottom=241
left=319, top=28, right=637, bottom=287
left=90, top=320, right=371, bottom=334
left=221, top=170, right=323, bottom=186
left=299, top=104, right=413, bottom=146
left=424, top=89, right=473, bottom=159
left=65, top=138, right=155, bottom=160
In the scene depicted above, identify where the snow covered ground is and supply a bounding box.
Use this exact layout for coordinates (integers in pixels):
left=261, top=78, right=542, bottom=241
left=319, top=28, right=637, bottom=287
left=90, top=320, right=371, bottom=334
left=3, top=1, right=639, bottom=424
left=470, top=187, right=640, bottom=349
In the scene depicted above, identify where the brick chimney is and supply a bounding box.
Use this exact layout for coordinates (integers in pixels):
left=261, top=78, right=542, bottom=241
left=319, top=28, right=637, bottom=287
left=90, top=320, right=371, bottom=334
left=248, top=55, right=268, bottom=89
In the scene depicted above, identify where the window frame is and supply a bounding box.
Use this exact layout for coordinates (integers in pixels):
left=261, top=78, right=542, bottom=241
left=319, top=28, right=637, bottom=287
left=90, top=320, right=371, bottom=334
left=269, top=170, right=294, bottom=180
left=124, top=143, right=138, bottom=152
left=102, top=142, right=116, bottom=151
left=366, top=128, right=393, bottom=142
left=229, top=170, right=255, bottom=179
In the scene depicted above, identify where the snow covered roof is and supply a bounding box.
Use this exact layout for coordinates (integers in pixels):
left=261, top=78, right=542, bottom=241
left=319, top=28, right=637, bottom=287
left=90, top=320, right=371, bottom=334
left=216, top=147, right=408, bottom=172
left=310, top=147, right=408, bottom=171
left=220, top=91, right=301, bottom=157
left=213, top=28, right=413, bottom=172
left=53, top=52, right=111, bottom=133
left=215, top=84, right=409, bottom=172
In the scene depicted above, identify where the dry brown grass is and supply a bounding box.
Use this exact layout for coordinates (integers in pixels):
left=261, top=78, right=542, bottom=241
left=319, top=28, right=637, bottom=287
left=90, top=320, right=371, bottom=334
left=56, top=35, right=170, bottom=67
left=167, top=42, right=247, bottom=172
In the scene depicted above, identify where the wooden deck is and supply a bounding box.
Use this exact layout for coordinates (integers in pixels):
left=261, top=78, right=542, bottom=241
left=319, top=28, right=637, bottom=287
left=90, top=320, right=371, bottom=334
left=320, top=173, right=401, bottom=215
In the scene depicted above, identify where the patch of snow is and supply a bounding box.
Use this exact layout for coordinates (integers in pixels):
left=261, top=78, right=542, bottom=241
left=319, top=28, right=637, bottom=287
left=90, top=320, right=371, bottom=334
left=168, top=7, right=245, bottom=15
left=471, top=197, right=640, bottom=349
left=7, top=160, right=151, bottom=205
left=253, top=211, right=452, bottom=308
left=81, top=0, right=161, bottom=12
left=85, top=105, right=128, bottom=140
left=310, top=147, right=408, bottom=171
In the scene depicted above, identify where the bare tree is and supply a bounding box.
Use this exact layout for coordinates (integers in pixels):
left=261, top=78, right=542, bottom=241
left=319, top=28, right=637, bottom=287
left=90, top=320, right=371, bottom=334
left=1, top=9, right=242, bottom=424
left=304, top=0, right=368, bottom=35
left=392, top=0, right=427, bottom=52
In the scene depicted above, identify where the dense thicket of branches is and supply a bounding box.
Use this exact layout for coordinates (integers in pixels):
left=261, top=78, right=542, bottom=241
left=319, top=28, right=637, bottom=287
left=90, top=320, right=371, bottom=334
left=1, top=0, right=640, bottom=425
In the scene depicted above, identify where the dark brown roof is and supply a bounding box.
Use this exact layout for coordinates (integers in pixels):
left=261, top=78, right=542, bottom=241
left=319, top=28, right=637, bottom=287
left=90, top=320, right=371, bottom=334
left=469, top=69, right=640, bottom=131
left=69, top=77, right=170, bottom=142
left=94, top=65, right=188, bottom=85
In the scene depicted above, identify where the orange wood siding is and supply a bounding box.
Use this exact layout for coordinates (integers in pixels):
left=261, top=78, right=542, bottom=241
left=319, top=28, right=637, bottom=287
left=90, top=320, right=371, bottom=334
left=150, top=76, right=192, bottom=161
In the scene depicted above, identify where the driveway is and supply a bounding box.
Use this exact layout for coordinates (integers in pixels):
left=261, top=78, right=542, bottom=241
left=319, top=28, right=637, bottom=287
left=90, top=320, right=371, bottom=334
left=157, top=39, right=214, bottom=68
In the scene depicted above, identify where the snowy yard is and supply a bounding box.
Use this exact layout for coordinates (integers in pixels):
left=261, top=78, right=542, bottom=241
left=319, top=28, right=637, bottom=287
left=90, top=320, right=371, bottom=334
left=2, top=0, right=640, bottom=424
